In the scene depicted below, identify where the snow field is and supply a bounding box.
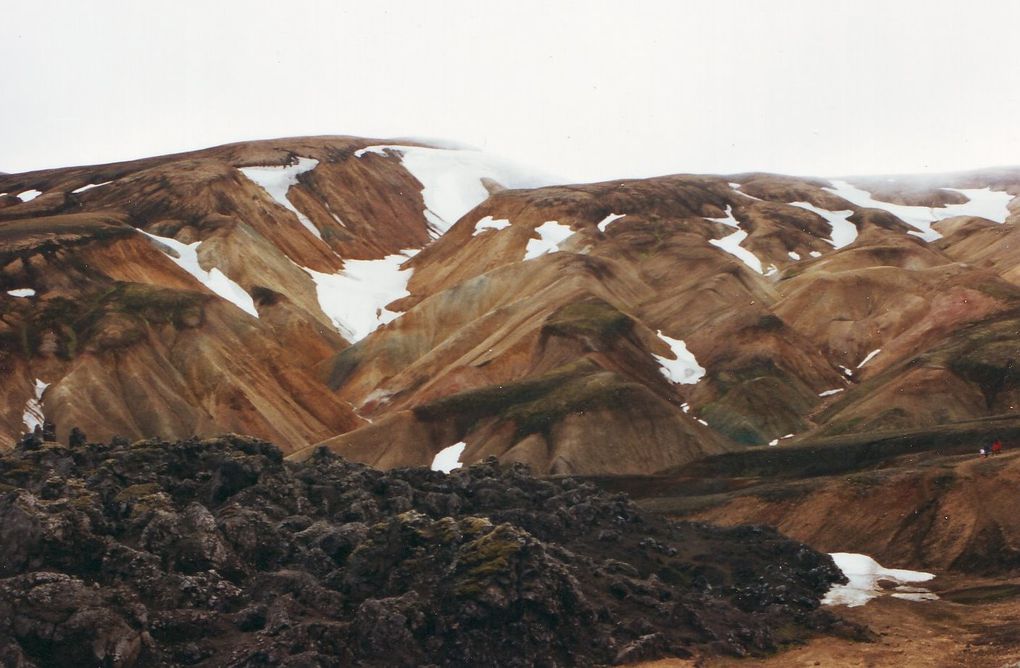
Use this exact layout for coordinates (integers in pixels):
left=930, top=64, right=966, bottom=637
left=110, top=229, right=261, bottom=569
left=239, top=158, right=322, bottom=240
left=142, top=231, right=258, bottom=318
left=823, top=552, right=936, bottom=607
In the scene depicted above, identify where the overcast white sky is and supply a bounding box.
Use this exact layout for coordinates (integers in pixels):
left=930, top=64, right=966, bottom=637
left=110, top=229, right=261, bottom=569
left=3, top=0, right=1019, bottom=182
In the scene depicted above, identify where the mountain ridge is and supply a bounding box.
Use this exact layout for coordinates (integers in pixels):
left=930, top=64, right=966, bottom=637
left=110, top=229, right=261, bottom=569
left=3, top=135, right=1020, bottom=478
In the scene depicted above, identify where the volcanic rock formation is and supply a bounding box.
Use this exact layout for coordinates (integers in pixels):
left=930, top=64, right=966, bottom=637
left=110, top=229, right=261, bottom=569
left=0, top=435, right=855, bottom=666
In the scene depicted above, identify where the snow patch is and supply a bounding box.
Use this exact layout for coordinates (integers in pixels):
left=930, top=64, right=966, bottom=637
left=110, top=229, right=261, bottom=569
left=17, top=190, right=42, bottom=202
left=729, top=182, right=760, bottom=200
left=819, top=388, right=844, bottom=397
left=653, top=330, right=706, bottom=385
left=597, top=213, right=625, bottom=232
left=788, top=251, right=801, bottom=260
left=857, top=349, right=881, bottom=369
left=239, top=158, right=322, bottom=240
left=709, top=230, right=763, bottom=273
left=7, top=288, right=35, bottom=298
left=22, top=379, right=49, bottom=433
left=431, top=441, right=466, bottom=473
left=825, top=181, right=1012, bottom=242
left=839, top=365, right=854, bottom=377
left=472, top=215, right=511, bottom=236
left=72, top=181, right=112, bottom=194
left=809, top=251, right=822, bottom=258
left=941, top=187, right=1013, bottom=223
left=304, top=253, right=413, bottom=342
left=789, top=201, right=857, bottom=249
left=524, top=221, right=574, bottom=260
left=823, top=553, right=935, bottom=607
left=354, top=145, right=562, bottom=234
left=706, top=206, right=764, bottom=273
left=142, top=231, right=258, bottom=318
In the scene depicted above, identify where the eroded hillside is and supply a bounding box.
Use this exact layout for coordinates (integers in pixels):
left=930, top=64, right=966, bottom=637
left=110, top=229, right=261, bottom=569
left=3, top=137, right=1020, bottom=474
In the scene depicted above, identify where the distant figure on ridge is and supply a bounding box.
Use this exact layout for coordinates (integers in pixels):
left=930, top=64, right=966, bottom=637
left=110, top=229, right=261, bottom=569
left=69, top=427, right=87, bottom=448
left=992, top=439, right=1003, bottom=456
left=980, top=447, right=988, bottom=458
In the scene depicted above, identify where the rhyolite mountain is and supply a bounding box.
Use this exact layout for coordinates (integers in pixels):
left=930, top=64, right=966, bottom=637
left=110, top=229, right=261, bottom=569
left=3, top=136, right=1020, bottom=475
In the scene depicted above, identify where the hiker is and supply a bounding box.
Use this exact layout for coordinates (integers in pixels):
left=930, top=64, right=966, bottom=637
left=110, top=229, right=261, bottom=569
left=980, top=447, right=988, bottom=458
left=992, top=439, right=1003, bottom=455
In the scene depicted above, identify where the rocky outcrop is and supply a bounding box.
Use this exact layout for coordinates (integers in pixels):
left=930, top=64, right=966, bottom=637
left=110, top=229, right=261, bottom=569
left=0, top=435, right=854, bottom=666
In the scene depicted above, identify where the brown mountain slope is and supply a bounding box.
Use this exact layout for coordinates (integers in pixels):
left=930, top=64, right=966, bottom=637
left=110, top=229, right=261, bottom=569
left=5, top=137, right=1020, bottom=473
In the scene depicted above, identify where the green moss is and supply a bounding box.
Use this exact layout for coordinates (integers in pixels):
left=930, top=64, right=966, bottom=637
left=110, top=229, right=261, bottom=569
left=413, top=360, right=633, bottom=439
left=114, top=483, right=161, bottom=502
left=9, top=282, right=208, bottom=359
left=542, top=298, right=632, bottom=345
left=452, top=523, right=528, bottom=598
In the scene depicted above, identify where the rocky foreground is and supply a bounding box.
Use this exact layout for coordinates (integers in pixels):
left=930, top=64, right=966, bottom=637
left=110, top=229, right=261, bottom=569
left=0, top=435, right=861, bottom=666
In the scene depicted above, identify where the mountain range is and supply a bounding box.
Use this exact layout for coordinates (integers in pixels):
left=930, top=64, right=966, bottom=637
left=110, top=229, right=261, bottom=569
left=3, top=136, right=1019, bottom=477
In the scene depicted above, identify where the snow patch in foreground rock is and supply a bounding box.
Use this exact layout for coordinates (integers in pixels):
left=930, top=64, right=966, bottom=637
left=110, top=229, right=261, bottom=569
left=304, top=253, right=413, bottom=342
left=823, top=553, right=936, bottom=607
left=431, top=442, right=466, bottom=473
left=239, top=158, right=322, bottom=240
left=142, top=231, right=259, bottom=318
left=16, top=190, right=42, bottom=202
left=524, top=221, right=574, bottom=260
left=22, top=379, right=49, bottom=432
left=653, top=330, right=706, bottom=385
left=354, top=145, right=562, bottom=235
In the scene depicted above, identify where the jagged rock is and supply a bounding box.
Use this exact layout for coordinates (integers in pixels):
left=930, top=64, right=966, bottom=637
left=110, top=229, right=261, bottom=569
left=68, top=427, right=86, bottom=448
left=0, top=435, right=853, bottom=666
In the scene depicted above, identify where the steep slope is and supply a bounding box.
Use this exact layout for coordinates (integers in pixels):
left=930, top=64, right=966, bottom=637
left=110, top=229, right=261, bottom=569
left=4, top=137, right=1020, bottom=474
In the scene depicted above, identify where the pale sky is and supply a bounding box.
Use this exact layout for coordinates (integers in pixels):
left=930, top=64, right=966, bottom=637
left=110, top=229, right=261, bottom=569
left=3, top=0, right=1020, bottom=182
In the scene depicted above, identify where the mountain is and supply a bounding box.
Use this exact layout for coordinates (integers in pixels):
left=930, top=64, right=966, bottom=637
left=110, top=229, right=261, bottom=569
left=3, top=137, right=1020, bottom=477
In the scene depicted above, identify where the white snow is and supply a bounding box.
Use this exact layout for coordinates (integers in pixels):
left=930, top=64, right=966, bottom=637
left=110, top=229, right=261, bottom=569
left=809, top=251, right=822, bottom=258
left=788, top=251, right=801, bottom=260
left=825, top=181, right=1014, bottom=243
left=653, top=330, right=706, bottom=385
left=303, top=253, right=413, bottom=342
left=839, top=365, right=854, bottom=377
left=7, top=288, right=35, bottom=298
left=819, top=388, right=845, bottom=397
left=523, top=221, right=575, bottom=260
left=354, top=145, right=562, bottom=235
left=941, top=187, right=1014, bottom=223
left=239, top=158, right=322, bottom=239
left=696, top=418, right=709, bottom=426
left=789, top=201, right=857, bottom=248
left=857, top=348, right=881, bottom=369
left=472, top=215, right=511, bottom=236
left=709, top=230, right=764, bottom=273
left=72, top=181, right=112, bottom=194
left=706, top=206, right=764, bottom=273
left=823, top=553, right=935, bottom=607
left=17, top=189, right=42, bottom=202
left=22, top=379, right=49, bottom=432
left=431, top=441, right=466, bottom=473
left=141, top=231, right=259, bottom=318
left=729, top=182, right=760, bottom=200
left=597, top=212, right=625, bottom=232
left=681, top=402, right=690, bottom=413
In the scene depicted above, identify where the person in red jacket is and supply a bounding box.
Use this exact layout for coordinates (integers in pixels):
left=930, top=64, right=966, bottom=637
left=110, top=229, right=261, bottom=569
left=991, top=439, right=1003, bottom=455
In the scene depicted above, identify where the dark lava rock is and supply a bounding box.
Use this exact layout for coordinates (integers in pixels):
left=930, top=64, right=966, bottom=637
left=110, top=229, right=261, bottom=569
left=0, top=435, right=858, bottom=666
